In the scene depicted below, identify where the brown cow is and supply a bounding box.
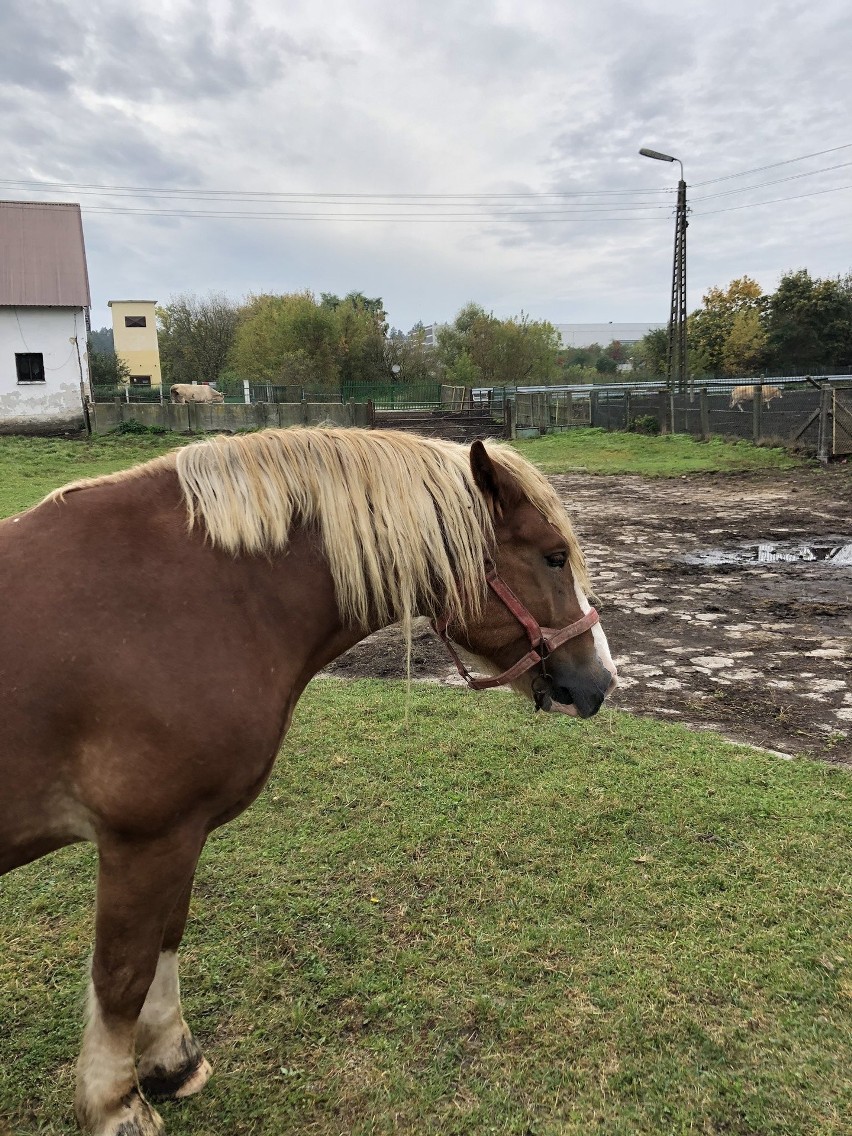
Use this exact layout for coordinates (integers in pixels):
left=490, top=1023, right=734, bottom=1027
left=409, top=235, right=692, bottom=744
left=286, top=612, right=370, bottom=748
left=730, top=384, right=782, bottom=412
left=169, top=384, right=225, bottom=404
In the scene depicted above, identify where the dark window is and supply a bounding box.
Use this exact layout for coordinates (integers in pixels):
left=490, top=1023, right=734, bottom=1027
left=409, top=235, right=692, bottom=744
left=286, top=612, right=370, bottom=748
left=125, top=315, right=147, bottom=328
left=16, top=353, right=45, bottom=382
left=130, top=375, right=152, bottom=386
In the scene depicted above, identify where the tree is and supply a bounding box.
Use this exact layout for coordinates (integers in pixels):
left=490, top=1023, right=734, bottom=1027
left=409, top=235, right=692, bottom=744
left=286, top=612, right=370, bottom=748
left=385, top=324, right=440, bottom=384
left=227, top=291, right=394, bottom=389
left=87, top=338, right=130, bottom=387
left=765, top=269, right=852, bottom=371
left=88, top=326, right=114, bottom=354
left=435, top=305, right=560, bottom=387
left=631, top=329, right=668, bottom=377
left=722, top=308, right=767, bottom=376
left=229, top=293, right=340, bottom=388
left=157, top=293, right=243, bottom=385
left=688, top=276, right=767, bottom=377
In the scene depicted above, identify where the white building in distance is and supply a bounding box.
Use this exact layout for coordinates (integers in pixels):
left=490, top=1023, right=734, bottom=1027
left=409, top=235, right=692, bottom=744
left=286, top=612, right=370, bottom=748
left=0, top=201, right=91, bottom=434
left=556, top=322, right=665, bottom=349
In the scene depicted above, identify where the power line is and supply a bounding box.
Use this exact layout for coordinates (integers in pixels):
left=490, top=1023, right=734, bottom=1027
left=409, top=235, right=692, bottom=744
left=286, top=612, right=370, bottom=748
left=691, top=181, right=852, bottom=216
left=78, top=204, right=669, bottom=222
left=691, top=160, right=852, bottom=202
left=691, top=142, right=852, bottom=187
left=73, top=176, right=852, bottom=222
left=0, top=177, right=672, bottom=202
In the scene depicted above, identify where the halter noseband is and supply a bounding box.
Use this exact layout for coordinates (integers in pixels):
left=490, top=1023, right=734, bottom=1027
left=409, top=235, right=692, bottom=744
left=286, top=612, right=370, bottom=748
left=432, top=565, right=600, bottom=710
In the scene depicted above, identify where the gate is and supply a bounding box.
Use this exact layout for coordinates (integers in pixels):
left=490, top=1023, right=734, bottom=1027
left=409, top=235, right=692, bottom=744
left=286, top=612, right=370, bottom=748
left=833, top=389, right=852, bottom=456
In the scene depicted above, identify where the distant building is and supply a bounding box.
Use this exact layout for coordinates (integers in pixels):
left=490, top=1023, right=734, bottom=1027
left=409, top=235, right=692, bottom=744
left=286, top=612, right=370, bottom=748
left=109, top=300, right=162, bottom=387
left=556, top=322, right=666, bottom=349
left=0, top=200, right=92, bottom=434
left=408, top=322, right=440, bottom=347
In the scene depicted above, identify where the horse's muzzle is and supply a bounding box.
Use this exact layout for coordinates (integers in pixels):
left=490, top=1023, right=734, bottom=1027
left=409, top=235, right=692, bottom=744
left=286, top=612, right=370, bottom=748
left=545, top=660, right=614, bottom=719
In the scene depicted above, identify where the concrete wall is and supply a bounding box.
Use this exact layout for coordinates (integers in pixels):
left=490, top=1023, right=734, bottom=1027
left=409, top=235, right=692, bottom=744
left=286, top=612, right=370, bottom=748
left=89, top=400, right=371, bottom=434
left=109, top=300, right=163, bottom=386
left=0, top=307, right=89, bottom=433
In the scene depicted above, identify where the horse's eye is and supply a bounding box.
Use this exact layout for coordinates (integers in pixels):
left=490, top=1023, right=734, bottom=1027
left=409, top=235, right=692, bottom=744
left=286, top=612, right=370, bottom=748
left=545, top=552, right=567, bottom=569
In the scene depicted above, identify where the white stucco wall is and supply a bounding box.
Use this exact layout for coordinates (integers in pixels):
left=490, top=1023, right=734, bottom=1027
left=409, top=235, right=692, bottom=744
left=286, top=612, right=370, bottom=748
left=0, top=307, right=90, bottom=433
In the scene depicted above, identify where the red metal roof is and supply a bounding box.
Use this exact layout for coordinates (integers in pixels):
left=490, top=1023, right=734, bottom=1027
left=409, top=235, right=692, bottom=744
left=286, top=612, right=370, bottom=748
left=0, top=201, right=91, bottom=307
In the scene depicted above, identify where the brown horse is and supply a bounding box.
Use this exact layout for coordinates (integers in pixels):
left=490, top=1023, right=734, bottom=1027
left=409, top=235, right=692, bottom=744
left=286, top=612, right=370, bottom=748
left=0, top=427, right=616, bottom=1136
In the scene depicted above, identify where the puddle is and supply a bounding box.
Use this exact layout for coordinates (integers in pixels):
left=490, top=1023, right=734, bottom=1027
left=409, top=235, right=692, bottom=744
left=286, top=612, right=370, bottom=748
left=686, top=538, right=852, bottom=567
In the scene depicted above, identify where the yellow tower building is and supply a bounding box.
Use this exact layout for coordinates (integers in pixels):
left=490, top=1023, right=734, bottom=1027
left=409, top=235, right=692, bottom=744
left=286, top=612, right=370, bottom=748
left=109, top=300, right=162, bottom=387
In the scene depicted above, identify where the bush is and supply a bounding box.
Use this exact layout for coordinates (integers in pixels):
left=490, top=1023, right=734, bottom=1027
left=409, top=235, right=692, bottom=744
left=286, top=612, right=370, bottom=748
left=114, top=419, right=168, bottom=436
left=628, top=414, right=661, bottom=435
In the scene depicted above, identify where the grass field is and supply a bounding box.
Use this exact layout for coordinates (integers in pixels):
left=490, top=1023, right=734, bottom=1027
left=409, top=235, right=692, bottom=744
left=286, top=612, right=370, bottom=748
left=0, top=434, right=186, bottom=518
left=1, top=682, right=850, bottom=1135
left=0, top=428, right=806, bottom=523
left=0, top=433, right=846, bottom=1134
left=513, top=429, right=806, bottom=476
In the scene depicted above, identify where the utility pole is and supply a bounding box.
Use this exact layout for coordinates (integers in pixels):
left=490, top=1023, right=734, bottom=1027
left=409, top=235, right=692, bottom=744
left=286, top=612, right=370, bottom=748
left=640, top=148, right=688, bottom=394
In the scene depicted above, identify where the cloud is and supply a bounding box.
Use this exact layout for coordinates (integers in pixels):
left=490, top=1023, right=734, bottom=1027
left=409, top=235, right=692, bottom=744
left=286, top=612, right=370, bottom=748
left=0, top=0, right=849, bottom=330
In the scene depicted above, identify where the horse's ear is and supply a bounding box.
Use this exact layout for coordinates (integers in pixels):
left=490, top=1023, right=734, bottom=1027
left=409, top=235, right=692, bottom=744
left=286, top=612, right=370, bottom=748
left=470, top=440, right=514, bottom=520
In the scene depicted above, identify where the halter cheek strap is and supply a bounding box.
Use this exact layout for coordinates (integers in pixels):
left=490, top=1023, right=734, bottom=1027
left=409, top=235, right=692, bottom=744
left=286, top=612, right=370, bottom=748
left=432, top=567, right=600, bottom=695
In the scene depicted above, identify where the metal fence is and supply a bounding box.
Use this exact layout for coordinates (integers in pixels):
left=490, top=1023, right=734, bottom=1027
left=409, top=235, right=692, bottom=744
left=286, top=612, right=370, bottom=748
left=507, top=376, right=851, bottom=460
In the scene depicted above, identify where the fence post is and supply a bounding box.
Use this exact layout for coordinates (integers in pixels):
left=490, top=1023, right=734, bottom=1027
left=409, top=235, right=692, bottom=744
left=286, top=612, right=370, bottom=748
left=624, top=391, right=631, bottom=431
left=590, top=390, right=599, bottom=428
left=504, top=398, right=515, bottom=440
left=669, top=390, right=676, bottom=434
left=753, top=381, right=762, bottom=442
left=658, top=390, right=669, bottom=434
left=699, top=387, right=710, bottom=441
left=243, top=380, right=251, bottom=405
left=817, top=383, right=831, bottom=463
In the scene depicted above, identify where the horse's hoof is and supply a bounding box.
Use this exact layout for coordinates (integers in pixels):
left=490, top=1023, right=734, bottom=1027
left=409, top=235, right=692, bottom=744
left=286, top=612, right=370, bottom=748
left=139, top=1036, right=212, bottom=1102
left=174, top=1057, right=212, bottom=1099
left=84, top=1088, right=165, bottom=1136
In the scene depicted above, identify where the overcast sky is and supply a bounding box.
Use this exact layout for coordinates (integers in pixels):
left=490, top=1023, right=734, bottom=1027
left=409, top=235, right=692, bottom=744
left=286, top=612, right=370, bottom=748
left=1, top=0, right=850, bottom=333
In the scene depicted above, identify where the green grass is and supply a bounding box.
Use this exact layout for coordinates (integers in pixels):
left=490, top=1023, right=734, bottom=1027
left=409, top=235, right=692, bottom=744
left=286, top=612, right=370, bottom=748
left=1, top=681, right=850, bottom=1135
left=513, top=429, right=807, bottom=476
left=0, top=429, right=808, bottom=524
left=0, top=435, right=189, bottom=518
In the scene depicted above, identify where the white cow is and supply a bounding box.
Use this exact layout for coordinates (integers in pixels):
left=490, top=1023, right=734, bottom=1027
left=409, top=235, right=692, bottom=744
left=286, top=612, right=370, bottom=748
left=729, top=384, right=782, bottom=412
left=170, top=384, right=225, bottom=405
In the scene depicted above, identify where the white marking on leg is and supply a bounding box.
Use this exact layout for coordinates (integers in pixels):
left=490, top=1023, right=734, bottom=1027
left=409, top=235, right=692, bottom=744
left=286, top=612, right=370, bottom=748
left=137, top=951, right=212, bottom=1097
left=575, top=582, right=618, bottom=689
left=75, top=982, right=136, bottom=1131
left=137, top=951, right=182, bottom=1047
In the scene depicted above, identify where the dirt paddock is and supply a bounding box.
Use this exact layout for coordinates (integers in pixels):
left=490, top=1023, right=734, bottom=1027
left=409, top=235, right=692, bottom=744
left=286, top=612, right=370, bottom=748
left=326, top=465, right=852, bottom=765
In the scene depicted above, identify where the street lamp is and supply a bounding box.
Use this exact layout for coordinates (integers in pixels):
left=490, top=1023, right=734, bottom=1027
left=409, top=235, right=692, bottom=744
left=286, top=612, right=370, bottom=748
left=640, top=147, right=688, bottom=395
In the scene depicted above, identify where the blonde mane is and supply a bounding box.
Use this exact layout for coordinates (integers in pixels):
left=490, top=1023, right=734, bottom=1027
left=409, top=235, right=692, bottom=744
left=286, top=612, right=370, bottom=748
left=49, top=427, right=589, bottom=632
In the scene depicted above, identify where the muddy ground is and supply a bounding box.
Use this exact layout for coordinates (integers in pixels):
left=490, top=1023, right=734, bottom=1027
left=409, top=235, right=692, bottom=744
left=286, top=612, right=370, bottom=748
left=326, top=466, right=852, bottom=765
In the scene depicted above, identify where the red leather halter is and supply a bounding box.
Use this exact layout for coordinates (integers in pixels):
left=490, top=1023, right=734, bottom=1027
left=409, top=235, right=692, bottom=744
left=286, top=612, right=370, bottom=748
left=432, top=565, right=599, bottom=707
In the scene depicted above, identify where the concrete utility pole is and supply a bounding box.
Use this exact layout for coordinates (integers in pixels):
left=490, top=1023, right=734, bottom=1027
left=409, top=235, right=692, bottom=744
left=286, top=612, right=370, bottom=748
left=640, top=148, right=688, bottom=394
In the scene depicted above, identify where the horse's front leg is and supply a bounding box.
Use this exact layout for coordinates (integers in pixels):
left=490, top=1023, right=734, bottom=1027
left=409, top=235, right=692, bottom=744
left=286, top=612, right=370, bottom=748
left=75, top=830, right=203, bottom=1136
left=136, top=877, right=212, bottom=1102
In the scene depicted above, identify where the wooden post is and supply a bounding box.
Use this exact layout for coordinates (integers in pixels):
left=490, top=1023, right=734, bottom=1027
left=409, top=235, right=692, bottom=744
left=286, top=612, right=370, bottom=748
left=699, top=387, right=710, bottom=441
left=753, top=381, right=762, bottom=442
left=624, top=391, right=631, bottom=431
left=504, top=398, right=515, bottom=440
left=817, top=383, right=831, bottom=463
left=590, top=390, right=599, bottom=428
